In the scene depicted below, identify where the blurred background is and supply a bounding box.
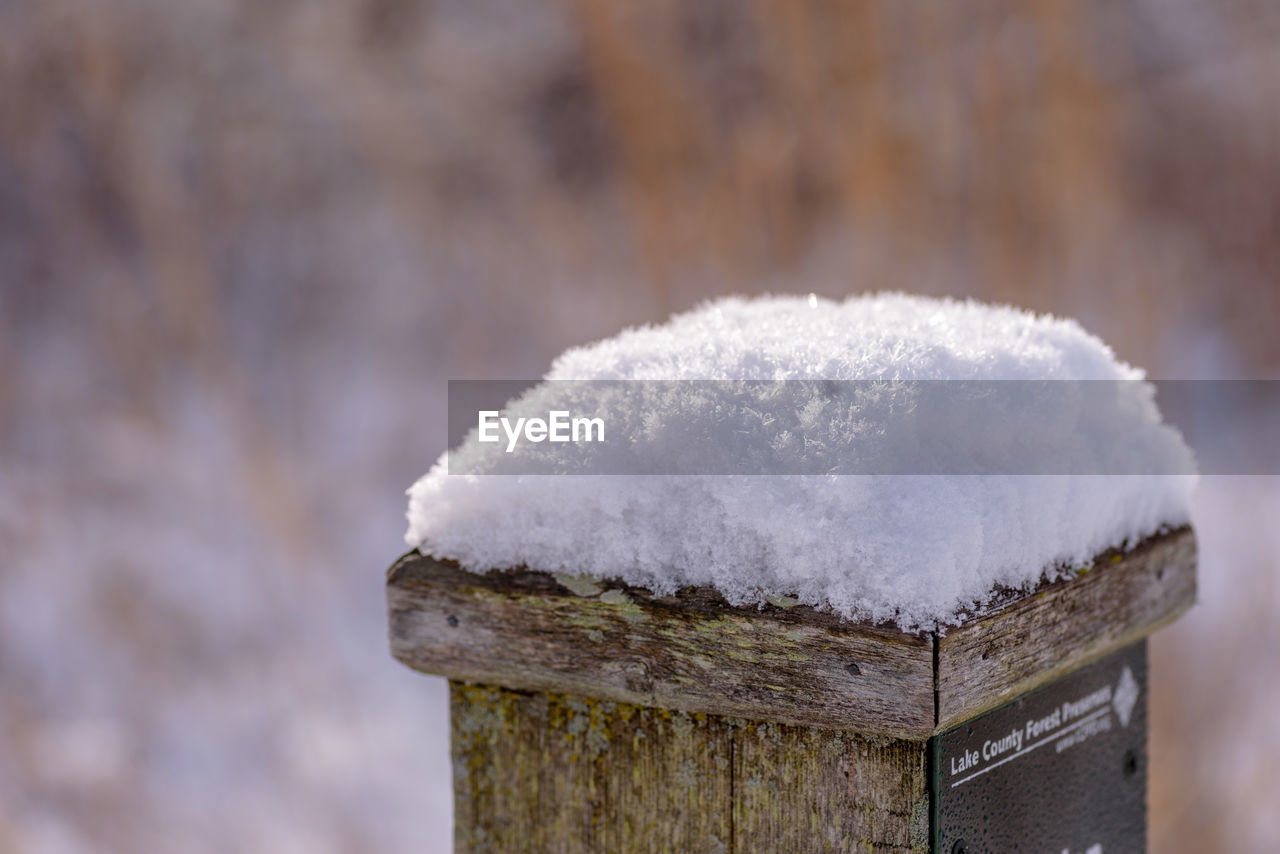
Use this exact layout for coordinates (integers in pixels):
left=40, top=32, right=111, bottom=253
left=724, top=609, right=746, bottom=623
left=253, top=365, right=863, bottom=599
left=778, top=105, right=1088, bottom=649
left=2, top=0, right=1278, bottom=850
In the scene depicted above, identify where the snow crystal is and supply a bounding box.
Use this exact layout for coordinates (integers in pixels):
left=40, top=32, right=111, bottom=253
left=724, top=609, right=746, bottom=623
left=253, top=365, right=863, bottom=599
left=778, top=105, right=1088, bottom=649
left=406, top=294, right=1197, bottom=631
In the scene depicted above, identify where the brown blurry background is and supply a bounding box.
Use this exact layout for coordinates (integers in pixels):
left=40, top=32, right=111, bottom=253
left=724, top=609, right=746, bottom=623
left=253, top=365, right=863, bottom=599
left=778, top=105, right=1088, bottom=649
left=2, top=0, right=1279, bottom=851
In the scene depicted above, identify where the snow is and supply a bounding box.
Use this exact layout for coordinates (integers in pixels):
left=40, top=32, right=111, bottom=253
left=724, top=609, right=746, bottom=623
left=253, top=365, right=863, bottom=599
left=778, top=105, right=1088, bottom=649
left=406, top=294, right=1197, bottom=631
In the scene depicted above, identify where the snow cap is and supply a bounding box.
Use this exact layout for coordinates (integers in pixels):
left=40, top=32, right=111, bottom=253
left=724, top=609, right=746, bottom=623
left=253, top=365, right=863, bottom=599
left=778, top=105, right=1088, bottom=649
left=407, top=293, right=1196, bottom=631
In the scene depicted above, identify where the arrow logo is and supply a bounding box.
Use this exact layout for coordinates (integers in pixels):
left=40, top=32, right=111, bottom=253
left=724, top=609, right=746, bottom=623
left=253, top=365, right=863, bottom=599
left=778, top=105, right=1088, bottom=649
left=1112, top=665, right=1139, bottom=728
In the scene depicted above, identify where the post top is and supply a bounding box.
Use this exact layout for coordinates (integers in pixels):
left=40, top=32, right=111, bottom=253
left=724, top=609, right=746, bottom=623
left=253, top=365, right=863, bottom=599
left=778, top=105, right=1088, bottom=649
left=388, top=527, right=1194, bottom=739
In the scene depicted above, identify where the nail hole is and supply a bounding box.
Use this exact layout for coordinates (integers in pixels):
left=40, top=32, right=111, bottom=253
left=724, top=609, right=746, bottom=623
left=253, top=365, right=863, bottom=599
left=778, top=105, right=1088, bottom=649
left=846, top=662, right=861, bottom=676
left=1123, top=749, right=1139, bottom=777
left=447, top=615, right=459, bottom=627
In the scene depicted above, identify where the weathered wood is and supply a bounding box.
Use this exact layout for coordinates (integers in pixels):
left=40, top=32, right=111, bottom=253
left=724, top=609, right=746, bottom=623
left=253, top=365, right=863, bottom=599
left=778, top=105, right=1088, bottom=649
left=731, top=720, right=928, bottom=853
left=391, top=527, right=1195, bottom=852
left=451, top=683, right=732, bottom=853
left=391, top=558, right=934, bottom=739
left=935, top=526, right=1196, bottom=729
left=451, top=682, right=928, bottom=854
left=389, top=526, right=1194, bottom=739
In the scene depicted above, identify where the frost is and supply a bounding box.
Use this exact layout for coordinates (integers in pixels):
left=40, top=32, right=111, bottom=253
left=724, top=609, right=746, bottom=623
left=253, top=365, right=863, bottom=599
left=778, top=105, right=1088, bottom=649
left=407, top=294, right=1197, bottom=631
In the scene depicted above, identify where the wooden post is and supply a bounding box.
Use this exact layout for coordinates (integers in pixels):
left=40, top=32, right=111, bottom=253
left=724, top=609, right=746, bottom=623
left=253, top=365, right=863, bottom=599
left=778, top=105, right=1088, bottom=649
left=388, top=528, right=1195, bottom=853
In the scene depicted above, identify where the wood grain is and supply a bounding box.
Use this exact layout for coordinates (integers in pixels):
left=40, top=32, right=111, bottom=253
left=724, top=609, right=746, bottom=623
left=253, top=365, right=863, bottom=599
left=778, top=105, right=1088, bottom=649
left=451, top=682, right=733, bottom=853
left=390, top=527, right=1195, bottom=738
left=399, top=528, right=1194, bottom=851
left=935, top=526, right=1196, bottom=729
left=451, top=682, right=929, bottom=854
left=731, top=719, right=929, bottom=853
left=391, top=557, right=934, bottom=738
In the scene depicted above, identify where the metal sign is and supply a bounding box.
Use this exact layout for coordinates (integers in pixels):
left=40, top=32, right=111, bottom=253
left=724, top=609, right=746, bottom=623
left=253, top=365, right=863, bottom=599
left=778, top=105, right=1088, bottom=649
left=932, top=641, right=1147, bottom=854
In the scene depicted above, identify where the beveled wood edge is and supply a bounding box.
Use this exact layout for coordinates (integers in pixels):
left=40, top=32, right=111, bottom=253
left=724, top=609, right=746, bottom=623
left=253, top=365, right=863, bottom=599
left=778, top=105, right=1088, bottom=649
left=388, top=555, right=935, bottom=738
left=934, top=525, right=1196, bottom=730
left=387, top=553, right=922, bottom=641
left=388, top=525, right=1195, bottom=738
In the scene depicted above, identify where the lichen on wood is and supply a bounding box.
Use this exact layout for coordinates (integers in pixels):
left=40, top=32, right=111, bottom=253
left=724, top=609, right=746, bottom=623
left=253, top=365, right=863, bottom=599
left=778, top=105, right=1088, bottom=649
left=450, top=682, right=928, bottom=854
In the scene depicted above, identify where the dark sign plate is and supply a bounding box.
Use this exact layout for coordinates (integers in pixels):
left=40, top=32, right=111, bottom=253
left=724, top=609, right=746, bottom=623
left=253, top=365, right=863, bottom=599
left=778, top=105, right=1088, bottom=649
left=932, top=641, right=1147, bottom=854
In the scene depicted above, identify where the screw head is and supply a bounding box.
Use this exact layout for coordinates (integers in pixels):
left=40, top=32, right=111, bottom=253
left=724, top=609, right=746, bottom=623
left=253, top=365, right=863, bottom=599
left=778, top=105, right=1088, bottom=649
left=447, top=615, right=459, bottom=627
left=846, top=662, right=861, bottom=676
left=951, top=839, right=969, bottom=854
